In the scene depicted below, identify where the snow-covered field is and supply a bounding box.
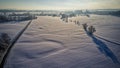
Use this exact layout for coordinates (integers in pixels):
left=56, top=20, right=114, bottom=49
left=0, top=21, right=30, bottom=38
left=1, top=15, right=120, bottom=68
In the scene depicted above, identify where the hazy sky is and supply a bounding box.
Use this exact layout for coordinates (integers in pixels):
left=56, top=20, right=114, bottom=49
left=0, top=0, right=120, bottom=10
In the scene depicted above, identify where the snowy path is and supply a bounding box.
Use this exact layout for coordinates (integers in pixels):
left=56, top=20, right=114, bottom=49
left=3, top=16, right=120, bottom=68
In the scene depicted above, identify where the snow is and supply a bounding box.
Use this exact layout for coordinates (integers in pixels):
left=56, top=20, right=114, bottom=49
left=1, top=15, right=120, bottom=68
left=0, top=21, right=30, bottom=38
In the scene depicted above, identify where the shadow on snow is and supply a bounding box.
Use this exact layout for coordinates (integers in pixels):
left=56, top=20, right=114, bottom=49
left=85, top=30, right=120, bottom=64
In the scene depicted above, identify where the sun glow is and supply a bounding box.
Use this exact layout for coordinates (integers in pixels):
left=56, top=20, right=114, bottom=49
left=0, top=0, right=120, bottom=10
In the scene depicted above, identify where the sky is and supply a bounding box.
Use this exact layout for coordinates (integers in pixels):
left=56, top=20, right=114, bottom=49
left=0, top=0, right=120, bottom=10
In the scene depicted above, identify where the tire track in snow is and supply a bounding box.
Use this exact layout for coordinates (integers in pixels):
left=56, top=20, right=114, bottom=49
left=41, top=48, right=68, bottom=59
left=40, top=39, right=68, bottom=58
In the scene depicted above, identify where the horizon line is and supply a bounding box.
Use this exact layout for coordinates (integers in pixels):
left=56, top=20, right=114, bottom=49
left=0, top=8, right=120, bottom=11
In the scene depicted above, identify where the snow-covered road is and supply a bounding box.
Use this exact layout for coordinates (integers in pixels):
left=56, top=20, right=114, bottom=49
left=2, top=15, right=120, bottom=68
